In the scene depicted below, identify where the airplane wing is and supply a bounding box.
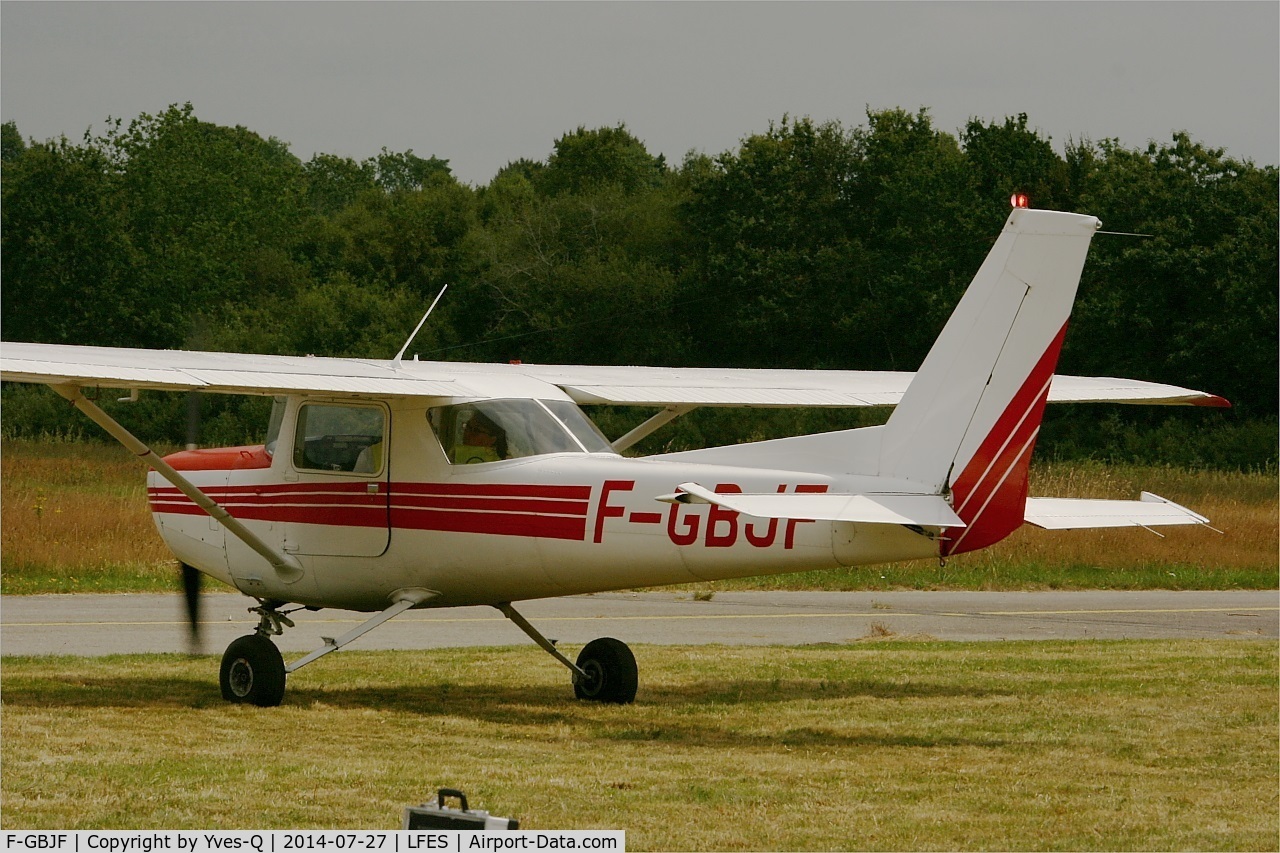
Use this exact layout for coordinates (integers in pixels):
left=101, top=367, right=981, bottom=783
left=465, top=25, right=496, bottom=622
left=515, top=363, right=1230, bottom=408
left=0, top=341, right=1229, bottom=408
left=0, top=342, right=555, bottom=399
left=1023, top=492, right=1211, bottom=530
left=517, top=364, right=908, bottom=406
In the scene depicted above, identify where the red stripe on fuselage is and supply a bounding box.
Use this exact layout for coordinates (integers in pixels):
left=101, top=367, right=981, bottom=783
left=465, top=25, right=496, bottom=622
left=149, top=481, right=592, bottom=541
left=389, top=507, right=587, bottom=540
left=396, top=482, right=591, bottom=500
left=393, top=495, right=589, bottom=515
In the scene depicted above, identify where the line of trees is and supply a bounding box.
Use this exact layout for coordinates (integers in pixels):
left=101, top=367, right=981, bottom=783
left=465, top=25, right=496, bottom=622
left=2, top=104, right=1275, bottom=467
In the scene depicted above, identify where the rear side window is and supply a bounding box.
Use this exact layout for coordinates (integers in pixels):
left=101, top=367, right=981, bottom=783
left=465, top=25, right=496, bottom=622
left=264, top=397, right=287, bottom=457
left=293, top=403, right=385, bottom=474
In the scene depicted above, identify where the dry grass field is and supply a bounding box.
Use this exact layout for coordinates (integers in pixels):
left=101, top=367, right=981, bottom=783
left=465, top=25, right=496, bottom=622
left=1, top=440, right=176, bottom=592
left=1, top=640, right=1275, bottom=849
left=2, top=440, right=1274, bottom=594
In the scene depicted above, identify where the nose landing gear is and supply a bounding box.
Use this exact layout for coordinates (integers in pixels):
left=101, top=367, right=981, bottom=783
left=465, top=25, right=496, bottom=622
left=220, top=633, right=286, bottom=707
left=218, top=602, right=295, bottom=707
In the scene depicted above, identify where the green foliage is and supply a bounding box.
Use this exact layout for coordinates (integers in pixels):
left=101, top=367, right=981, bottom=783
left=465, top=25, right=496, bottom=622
left=540, top=124, right=665, bottom=195
left=1, top=104, right=1275, bottom=467
left=106, top=105, right=311, bottom=345
left=1, top=135, right=143, bottom=345
left=1061, top=133, right=1279, bottom=419
left=302, top=153, right=377, bottom=214
left=1, top=120, right=26, bottom=161
left=1040, top=408, right=1279, bottom=471
left=457, top=131, right=688, bottom=366
left=368, top=147, right=452, bottom=192
left=962, top=112, right=1071, bottom=215
left=682, top=115, right=865, bottom=368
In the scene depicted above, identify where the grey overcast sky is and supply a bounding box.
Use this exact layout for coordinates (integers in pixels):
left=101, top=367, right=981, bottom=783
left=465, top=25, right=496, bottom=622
left=2, top=1, right=1276, bottom=185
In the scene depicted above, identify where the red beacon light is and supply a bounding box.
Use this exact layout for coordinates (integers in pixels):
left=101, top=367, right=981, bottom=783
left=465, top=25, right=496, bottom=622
left=1010, top=193, right=1030, bottom=209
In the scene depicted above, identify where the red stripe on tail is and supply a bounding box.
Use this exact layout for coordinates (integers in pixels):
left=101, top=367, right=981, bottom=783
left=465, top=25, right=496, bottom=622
left=943, top=322, right=1068, bottom=556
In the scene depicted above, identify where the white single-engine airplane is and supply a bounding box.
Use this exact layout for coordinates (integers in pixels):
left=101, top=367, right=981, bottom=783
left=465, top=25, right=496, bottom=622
left=1, top=207, right=1228, bottom=706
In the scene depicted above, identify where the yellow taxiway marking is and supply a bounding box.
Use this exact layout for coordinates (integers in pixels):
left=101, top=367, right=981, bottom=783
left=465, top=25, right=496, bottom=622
left=976, top=607, right=1279, bottom=616
left=3, top=606, right=1276, bottom=628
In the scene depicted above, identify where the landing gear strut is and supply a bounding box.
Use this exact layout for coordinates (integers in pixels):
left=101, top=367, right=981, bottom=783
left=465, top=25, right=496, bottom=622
left=497, top=603, right=638, bottom=704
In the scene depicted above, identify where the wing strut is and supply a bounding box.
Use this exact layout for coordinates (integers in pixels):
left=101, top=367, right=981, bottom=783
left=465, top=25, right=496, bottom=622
left=53, top=385, right=305, bottom=583
left=611, top=405, right=698, bottom=453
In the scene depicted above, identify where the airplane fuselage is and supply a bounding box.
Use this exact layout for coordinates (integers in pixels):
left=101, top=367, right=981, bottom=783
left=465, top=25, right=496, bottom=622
left=149, top=396, right=939, bottom=611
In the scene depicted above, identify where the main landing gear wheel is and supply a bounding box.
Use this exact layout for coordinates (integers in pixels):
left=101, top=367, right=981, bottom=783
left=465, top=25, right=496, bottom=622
left=573, top=637, right=638, bottom=704
left=220, top=634, right=286, bottom=707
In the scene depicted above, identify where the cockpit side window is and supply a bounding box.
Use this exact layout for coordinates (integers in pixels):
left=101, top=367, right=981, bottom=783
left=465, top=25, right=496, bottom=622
left=429, top=404, right=508, bottom=465
left=293, top=403, right=386, bottom=474
left=428, top=399, right=614, bottom=465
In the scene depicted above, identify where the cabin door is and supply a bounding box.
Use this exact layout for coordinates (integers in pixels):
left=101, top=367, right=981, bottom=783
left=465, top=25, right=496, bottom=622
left=282, top=401, right=391, bottom=558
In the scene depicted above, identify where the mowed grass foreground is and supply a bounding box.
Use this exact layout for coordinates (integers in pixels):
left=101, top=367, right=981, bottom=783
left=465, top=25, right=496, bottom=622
left=2, top=439, right=1277, bottom=593
left=1, top=641, right=1275, bottom=849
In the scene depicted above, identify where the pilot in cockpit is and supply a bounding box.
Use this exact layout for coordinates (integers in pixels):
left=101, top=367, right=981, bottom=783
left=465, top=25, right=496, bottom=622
left=454, top=411, right=505, bottom=464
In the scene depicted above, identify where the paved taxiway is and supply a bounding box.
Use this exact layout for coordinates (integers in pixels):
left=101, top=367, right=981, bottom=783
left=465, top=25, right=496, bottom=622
left=1, top=590, right=1275, bottom=657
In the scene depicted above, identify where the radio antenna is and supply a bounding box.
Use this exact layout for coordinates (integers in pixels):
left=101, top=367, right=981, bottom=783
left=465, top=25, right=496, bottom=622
left=394, top=284, right=449, bottom=363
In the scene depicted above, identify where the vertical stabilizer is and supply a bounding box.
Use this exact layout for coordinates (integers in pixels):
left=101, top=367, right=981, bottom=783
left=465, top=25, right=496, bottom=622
left=877, top=208, right=1100, bottom=554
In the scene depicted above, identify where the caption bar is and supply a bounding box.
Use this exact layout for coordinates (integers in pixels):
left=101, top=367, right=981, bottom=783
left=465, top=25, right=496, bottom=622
left=4, top=833, right=624, bottom=853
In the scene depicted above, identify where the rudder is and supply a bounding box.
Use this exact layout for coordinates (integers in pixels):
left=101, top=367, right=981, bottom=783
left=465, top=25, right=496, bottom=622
left=877, top=208, right=1101, bottom=554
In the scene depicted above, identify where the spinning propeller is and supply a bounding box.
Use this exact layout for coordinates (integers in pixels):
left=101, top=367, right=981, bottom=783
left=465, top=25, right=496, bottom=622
left=180, top=391, right=204, bottom=653
left=181, top=562, right=203, bottom=653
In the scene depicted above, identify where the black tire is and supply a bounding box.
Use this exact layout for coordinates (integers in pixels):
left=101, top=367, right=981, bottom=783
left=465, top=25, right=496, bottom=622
left=573, top=637, right=637, bottom=704
left=220, top=634, right=286, bottom=707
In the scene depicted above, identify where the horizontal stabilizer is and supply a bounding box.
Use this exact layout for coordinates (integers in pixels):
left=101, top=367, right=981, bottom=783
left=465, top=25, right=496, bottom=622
left=1024, top=492, right=1210, bottom=530
left=658, top=482, right=965, bottom=528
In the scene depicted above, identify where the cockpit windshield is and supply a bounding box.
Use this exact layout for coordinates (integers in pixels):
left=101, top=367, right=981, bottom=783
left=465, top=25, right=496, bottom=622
left=428, top=399, right=615, bottom=465
left=540, top=399, right=613, bottom=453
